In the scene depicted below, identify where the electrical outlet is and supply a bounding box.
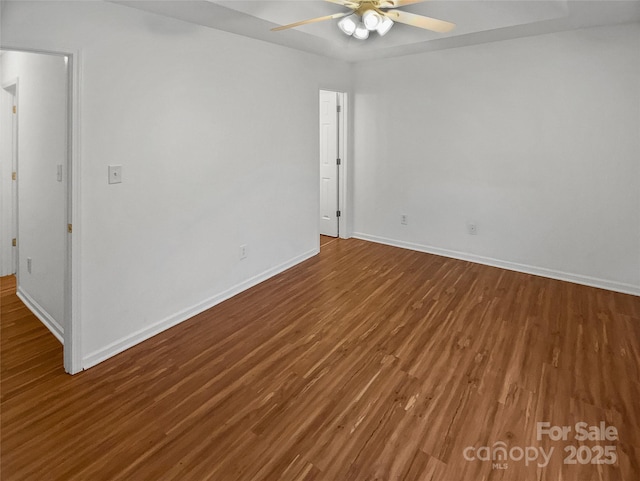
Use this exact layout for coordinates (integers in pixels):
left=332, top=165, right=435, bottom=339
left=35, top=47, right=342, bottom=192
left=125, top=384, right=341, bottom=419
left=108, top=165, right=122, bottom=184
left=239, top=244, right=248, bottom=260
left=401, top=214, right=408, bottom=225
left=27, top=257, right=32, bottom=273
left=467, top=223, right=478, bottom=235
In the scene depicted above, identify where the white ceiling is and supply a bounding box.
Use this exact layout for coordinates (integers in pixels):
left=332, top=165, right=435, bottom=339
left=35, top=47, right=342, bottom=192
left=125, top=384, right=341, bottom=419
left=115, top=0, right=640, bottom=61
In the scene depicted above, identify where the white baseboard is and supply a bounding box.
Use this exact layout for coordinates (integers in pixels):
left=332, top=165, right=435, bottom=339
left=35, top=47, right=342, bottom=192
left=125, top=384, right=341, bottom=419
left=82, top=248, right=320, bottom=369
left=352, top=232, right=640, bottom=297
left=17, top=287, right=64, bottom=344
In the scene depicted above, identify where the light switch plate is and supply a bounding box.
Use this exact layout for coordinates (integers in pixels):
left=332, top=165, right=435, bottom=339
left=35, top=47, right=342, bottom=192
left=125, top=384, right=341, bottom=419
left=108, top=165, right=122, bottom=184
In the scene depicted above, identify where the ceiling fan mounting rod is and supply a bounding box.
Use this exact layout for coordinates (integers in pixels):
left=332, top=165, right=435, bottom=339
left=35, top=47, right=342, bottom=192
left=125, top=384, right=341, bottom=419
left=354, top=3, right=384, bottom=16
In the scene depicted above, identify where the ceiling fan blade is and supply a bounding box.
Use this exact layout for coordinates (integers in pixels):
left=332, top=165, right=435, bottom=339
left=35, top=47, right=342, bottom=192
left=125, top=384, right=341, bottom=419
left=324, top=0, right=360, bottom=8
left=271, top=12, right=351, bottom=32
left=378, top=0, right=429, bottom=7
left=384, top=9, right=455, bottom=33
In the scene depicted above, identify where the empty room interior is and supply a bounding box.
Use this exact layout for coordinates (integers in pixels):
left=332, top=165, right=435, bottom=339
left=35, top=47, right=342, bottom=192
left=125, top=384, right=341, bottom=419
left=1, top=0, right=639, bottom=479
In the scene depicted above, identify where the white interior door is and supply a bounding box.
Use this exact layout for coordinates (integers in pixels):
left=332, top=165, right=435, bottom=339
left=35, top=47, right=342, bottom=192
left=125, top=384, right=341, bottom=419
left=319, top=90, right=339, bottom=237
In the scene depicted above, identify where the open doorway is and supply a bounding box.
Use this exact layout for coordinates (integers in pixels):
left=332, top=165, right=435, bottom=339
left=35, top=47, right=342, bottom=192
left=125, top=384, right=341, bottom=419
left=319, top=89, right=348, bottom=244
left=0, top=80, right=17, bottom=275
left=0, top=49, right=75, bottom=371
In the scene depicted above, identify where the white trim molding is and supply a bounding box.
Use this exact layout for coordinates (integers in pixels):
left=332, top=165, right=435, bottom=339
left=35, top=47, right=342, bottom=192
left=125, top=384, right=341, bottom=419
left=82, top=247, right=320, bottom=369
left=353, top=233, right=640, bottom=297
left=17, top=287, right=64, bottom=344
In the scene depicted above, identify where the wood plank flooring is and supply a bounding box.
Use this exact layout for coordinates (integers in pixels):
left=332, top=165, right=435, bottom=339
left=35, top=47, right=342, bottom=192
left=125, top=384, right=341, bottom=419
left=320, top=235, right=337, bottom=247
left=1, top=238, right=639, bottom=480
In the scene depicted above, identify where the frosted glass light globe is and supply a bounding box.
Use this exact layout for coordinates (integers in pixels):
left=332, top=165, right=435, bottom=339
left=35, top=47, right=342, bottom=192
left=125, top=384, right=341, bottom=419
left=353, top=22, right=370, bottom=40
left=362, top=10, right=382, bottom=31
left=338, top=14, right=358, bottom=35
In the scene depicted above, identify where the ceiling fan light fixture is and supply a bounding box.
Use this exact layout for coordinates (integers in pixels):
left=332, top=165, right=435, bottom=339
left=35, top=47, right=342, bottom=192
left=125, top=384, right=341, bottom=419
left=353, top=22, right=370, bottom=40
left=271, top=1, right=455, bottom=40
left=376, top=16, right=394, bottom=36
left=362, top=10, right=382, bottom=31
left=338, top=14, right=358, bottom=35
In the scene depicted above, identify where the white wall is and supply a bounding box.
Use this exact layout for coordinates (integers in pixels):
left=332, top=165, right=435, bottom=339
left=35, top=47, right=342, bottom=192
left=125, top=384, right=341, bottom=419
left=352, top=23, right=640, bottom=295
left=0, top=50, right=67, bottom=338
left=2, top=1, right=637, bottom=371
left=1, top=1, right=351, bottom=367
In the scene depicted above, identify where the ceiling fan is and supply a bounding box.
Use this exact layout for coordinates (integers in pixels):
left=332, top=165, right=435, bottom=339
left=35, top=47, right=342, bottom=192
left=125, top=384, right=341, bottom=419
left=271, top=0, right=455, bottom=40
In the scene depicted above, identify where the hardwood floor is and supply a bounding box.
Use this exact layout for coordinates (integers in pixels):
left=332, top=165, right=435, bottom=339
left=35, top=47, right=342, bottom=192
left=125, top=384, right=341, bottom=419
left=2, top=238, right=639, bottom=480
left=320, top=235, right=337, bottom=247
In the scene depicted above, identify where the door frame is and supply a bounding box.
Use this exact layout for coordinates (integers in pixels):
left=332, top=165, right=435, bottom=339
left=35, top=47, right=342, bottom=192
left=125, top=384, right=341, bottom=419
left=337, top=92, right=348, bottom=239
left=0, top=45, right=83, bottom=374
left=0, top=79, right=18, bottom=276
left=10, top=83, right=18, bottom=275
left=319, top=89, right=349, bottom=240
